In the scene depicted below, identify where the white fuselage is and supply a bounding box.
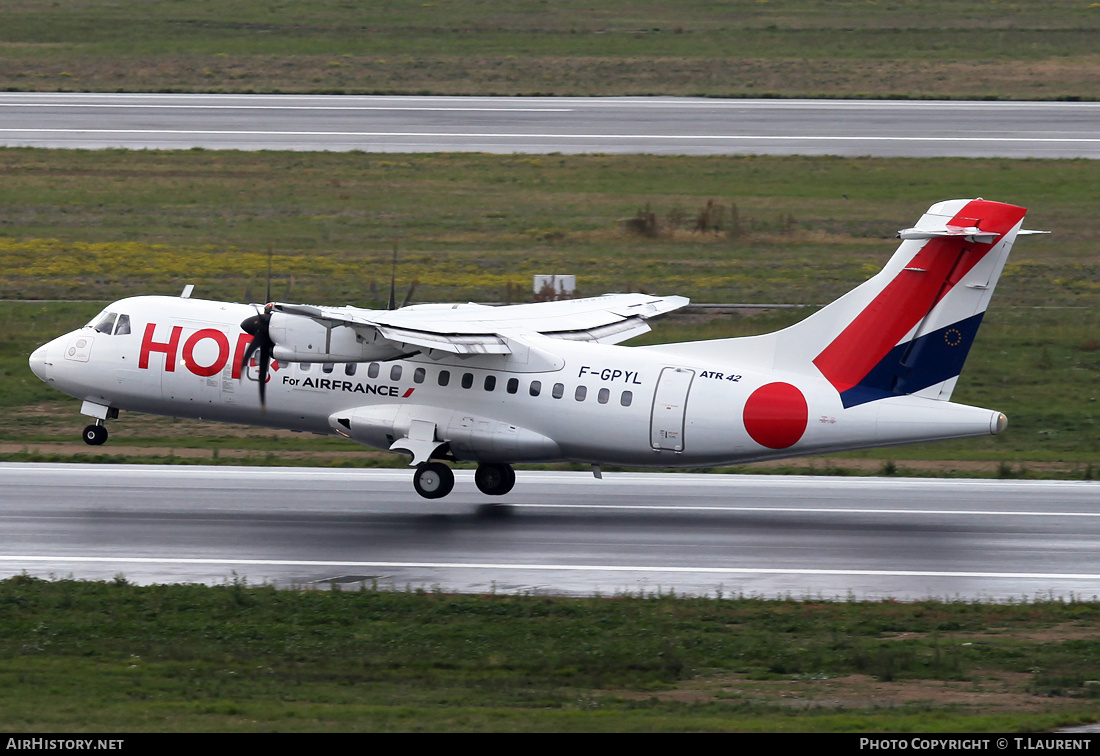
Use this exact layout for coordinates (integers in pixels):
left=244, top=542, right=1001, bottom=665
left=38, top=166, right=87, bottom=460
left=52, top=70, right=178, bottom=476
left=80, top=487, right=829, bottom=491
left=29, top=295, right=1003, bottom=469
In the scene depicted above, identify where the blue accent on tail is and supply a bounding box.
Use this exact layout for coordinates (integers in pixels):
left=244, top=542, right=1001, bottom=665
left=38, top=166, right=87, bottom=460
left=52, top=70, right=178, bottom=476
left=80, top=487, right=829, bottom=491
left=838, top=312, right=985, bottom=408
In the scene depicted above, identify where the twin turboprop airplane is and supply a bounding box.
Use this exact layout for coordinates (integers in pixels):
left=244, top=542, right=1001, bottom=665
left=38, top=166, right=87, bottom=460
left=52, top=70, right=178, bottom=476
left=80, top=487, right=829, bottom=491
left=29, top=199, right=1043, bottom=499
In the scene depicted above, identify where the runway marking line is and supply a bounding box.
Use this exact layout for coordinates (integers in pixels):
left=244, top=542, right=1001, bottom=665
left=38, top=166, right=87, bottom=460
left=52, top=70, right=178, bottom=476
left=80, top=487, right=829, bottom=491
left=2, top=128, right=1098, bottom=144
left=2, top=555, right=1099, bottom=582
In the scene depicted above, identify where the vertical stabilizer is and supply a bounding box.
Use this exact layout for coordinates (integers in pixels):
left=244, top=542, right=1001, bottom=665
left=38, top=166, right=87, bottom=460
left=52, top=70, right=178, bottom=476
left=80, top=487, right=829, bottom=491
left=810, top=199, right=1027, bottom=406
left=646, top=199, right=1033, bottom=408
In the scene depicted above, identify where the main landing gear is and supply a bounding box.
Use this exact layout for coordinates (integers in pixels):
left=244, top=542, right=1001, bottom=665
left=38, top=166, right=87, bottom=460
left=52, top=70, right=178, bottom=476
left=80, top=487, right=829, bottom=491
left=413, top=461, right=454, bottom=499
left=82, top=422, right=108, bottom=446
left=411, top=461, right=516, bottom=499
left=474, top=462, right=516, bottom=496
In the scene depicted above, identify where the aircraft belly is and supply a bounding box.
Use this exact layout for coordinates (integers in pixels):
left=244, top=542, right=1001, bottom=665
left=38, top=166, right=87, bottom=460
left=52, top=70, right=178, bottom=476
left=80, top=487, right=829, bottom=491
left=446, top=416, right=561, bottom=462
left=330, top=401, right=562, bottom=462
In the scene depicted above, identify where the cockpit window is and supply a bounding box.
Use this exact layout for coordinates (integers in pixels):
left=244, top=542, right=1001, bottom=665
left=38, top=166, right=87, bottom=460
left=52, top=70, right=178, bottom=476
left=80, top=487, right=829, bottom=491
left=92, top=312, right=117, bottom=334
left=87, top=311, right=131, bottom=335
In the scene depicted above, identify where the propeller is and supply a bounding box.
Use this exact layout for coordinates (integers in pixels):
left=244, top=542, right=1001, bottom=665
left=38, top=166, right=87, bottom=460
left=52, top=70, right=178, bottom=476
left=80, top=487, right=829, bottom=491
left=239, top=303, right=274, bottom=411
left=387, top=241, right=417, bottom=310
left=388, top=242, right=399, bottom=310
left=402, top=279, right=418, bottom=308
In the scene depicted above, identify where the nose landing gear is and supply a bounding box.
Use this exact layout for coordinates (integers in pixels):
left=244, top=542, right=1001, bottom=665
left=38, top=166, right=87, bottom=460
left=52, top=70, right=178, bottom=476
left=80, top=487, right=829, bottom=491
left=82, top=422, right=108, bottom=446
left=79, top=401, right=117, bottom=446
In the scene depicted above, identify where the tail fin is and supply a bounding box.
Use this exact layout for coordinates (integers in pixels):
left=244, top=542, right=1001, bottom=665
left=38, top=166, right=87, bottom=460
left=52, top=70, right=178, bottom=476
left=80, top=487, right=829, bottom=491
left=649, top=199, right=1036, bottom=406
left=810, top=199, right=1027, bottom=407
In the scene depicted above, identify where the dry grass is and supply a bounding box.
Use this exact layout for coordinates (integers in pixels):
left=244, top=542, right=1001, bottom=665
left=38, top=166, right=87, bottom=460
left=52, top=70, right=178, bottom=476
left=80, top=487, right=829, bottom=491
left=3, top=54, right=1100, bottom=99
left=2, top=0, right=1100, bottom=98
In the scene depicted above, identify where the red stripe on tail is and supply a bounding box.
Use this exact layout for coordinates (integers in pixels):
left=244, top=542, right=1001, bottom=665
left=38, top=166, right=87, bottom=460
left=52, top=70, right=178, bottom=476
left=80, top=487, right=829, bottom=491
left=812, top=200, right=1025, bottom=395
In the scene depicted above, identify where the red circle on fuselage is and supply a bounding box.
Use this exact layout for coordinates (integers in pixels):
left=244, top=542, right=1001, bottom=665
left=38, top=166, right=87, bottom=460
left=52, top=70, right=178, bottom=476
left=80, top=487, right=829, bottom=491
left=742, top=382, right=809, bottom=449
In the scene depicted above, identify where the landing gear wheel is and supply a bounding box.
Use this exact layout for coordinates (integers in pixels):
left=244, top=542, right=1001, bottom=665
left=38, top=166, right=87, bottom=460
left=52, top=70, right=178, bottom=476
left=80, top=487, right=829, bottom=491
left=82, top=424, right=108, bottom=446
left=475, top=463, right=516, bottom=496
left=413, top=461, right=455, bottom=500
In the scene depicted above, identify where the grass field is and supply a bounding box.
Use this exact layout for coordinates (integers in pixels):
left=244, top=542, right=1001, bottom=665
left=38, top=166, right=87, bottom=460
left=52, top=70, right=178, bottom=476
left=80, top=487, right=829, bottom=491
left=2, top=575, right=1099, bottom=732
left=1, top=147, right=1097, bottom=472
left=2, top=0, right=1099, bottom=99
left=2, top=149, right=1098, bottom=305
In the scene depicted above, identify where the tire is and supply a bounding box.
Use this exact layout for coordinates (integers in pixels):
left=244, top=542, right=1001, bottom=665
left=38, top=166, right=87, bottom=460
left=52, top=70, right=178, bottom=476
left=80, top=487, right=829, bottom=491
left=82, top=424, right=108, bottom=446
left=474, top=463, right=516, bottom=496
left=413, top=462, right=455, bottom=499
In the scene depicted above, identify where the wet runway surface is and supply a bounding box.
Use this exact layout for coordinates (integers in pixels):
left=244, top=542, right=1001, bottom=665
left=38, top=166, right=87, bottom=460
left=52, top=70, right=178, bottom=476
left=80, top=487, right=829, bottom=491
left=2, top=463, right=1098, bottom=599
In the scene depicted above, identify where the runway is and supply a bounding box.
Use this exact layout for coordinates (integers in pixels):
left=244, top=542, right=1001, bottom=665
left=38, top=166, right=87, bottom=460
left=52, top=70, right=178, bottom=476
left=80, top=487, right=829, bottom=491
left=2, top=93, right=1099, bottom=157
left=1, top=463, right=1098, bottom=600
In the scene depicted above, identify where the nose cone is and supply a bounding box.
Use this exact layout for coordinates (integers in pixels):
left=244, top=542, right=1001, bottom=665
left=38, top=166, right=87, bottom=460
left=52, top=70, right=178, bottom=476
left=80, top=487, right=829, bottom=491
left=29, top=343, right=51, bottom=383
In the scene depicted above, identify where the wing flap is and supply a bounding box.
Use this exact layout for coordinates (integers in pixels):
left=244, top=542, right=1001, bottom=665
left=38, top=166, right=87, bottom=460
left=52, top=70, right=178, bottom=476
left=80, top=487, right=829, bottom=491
left=374, top=325, right=511, bottom=355
left=541, top=316, right=652, bottom=344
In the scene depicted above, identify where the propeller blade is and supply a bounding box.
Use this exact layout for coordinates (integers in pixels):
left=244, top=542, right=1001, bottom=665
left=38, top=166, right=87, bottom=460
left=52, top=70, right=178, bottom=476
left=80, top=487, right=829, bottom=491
left=265, top=243, right=273, bottom=304
left=401, top=280, right=419, bottom=308
left=256, top=340, right=271, bottom=410
left=239, top=306, right=274, bottom=411
left=239, top=337, right=259, bottom=373
left=388, top=242, right=398, bottom=310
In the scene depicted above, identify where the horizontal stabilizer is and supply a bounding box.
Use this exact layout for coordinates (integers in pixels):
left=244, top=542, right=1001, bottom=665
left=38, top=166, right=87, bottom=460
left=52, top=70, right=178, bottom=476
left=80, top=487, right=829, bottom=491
left=897, top=225, right=998, bottom=243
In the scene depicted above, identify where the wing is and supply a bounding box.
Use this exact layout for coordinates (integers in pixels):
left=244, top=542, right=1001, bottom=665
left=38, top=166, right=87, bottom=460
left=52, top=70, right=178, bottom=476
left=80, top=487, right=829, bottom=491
left=271, top=293, right=689, bottom=358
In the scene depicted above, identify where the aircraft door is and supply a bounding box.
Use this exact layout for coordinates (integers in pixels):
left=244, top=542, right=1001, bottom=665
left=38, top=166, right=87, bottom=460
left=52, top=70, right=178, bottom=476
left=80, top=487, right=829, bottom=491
left=650, top=367, right=694, bottom=451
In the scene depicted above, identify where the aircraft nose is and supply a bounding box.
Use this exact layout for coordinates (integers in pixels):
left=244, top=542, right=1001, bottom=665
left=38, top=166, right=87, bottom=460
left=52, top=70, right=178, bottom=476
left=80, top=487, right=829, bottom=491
left=29, top=343, right=51, bottom=383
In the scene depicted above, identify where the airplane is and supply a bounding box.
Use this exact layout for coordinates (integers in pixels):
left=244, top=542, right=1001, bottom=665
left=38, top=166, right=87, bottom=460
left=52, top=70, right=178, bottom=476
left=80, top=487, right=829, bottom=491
left=28, top=198, right=1045, bottom=499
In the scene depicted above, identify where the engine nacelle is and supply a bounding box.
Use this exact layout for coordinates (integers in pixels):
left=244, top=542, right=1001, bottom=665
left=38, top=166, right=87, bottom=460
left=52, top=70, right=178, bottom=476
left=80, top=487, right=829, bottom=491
left=268, top=312, right=405, bottom=362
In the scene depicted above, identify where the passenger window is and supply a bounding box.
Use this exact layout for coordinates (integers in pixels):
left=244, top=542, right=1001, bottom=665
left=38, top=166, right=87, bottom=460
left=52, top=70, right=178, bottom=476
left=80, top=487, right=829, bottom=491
left=552, top=383, right=564, bottom=399
left=529, top=380, right=541, bottom=397
left=113, top=314, right=131, bottom=335
left=461, top=373, right=474, bottom=389
left=390, top=365, right=402, bottom=381
left=598, top=388, right=610, bottom=404
left=368, top=363, right=380, bottom=379
left=575, top=386, right=587, bottom=401
left=506, top=378, right=519, bottom=394
left=301, top=363, right=312, bottom=372
left=484, top=375, right=496, bottom=391
left=414, top=367, right=426, bottom=384
left=322, top=363, right=334, bottom=374
left=345, top=363, right=357, bottom=376
left=438, top=370, right=451, bottom=387
left=621, top=391, right=633, bottom=407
